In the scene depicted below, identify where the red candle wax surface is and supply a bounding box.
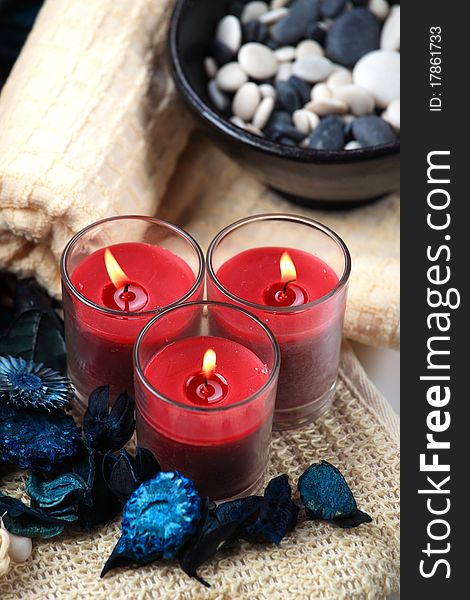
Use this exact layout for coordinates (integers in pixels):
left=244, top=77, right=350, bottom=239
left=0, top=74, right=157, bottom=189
left=135, top=335, right=273, bottom=500
left=208, top=247, right=346, bottom=425
left=64, top=242, right=200, bottom=402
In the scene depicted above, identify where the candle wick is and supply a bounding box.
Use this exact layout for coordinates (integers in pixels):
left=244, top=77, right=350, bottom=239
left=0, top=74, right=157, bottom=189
left=123, top=283, right=130, bottom=311
left=204, top=375, right=208, bottom=389
left=283, top=279, right=296, bottom=295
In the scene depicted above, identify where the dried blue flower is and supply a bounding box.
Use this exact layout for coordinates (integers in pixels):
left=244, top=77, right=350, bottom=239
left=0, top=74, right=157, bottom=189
left=102, top=448, right=161, bottom=503
left=0, top=404, right=81, bottom=472
left=0, top=493, right=76, bottom=539
left=0, top=355, right=73, bottom=411
left=101, top=472, right=202, bottom=577
left=83, top=386, right=135, bottom=453
left=298, top=461, right=372, bottom=528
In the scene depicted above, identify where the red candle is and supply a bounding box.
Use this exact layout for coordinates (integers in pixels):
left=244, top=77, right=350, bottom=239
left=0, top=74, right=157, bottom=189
left=62, top=225, right=204, bottom=405
left=135, top=336, right=272, bottom=500
left=208, top=246, right=348, bottom=428
left=134, top=301, right=279, bottom=500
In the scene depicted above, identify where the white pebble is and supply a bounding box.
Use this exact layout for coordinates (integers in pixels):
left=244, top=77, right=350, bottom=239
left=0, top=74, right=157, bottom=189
left=345, top=140, right=363, bottom=150
left=259, top=83, right=277, bottom=99
left=204, top=56, right=217, bottom=78
left=327, top=68, right=353, bottom=92
left=335, top=84, right=375, bottom=116
left=245, top=123, right=264, bottom=136
left=276, top=62, right=294, bottom=82
left=6, top=532, right=32, bottom=563
left=253, top=96, right=275, bottom=129
left=380, top=6, right=400, bottom=51
left=292, top=55, right=333, bottom=83
left=241, top=1, right=269, bottom=23
left=271, top=0, right=290, bottom=8
left=293, top=109, right=319, bottom=134
left=208, top=80, right=229, bottom=111
left=232, top=82, right=261, bottom=121
left=216, top=62, right=248, bottom=92
left=230, top=115, right=247, bottom=129
left=353, top=50, right=400, bottom=108
left=216, top=15, right=242, bottom=54
left=238, top=43, right=279, bottom=79
left=260, top=7, right=289, bottom=24
left=382, top=98, right=400, bottom=132
left=311, top=83, right=332, bottom=102
left=368, top=0, right=389, bottom=21
left=275, top=46, right=296, bottom=62
left=296, top=39, right=324, bottom=60
left=1, top=523, right=32, bottom=564
left=305, top=98, right=348, bottom=116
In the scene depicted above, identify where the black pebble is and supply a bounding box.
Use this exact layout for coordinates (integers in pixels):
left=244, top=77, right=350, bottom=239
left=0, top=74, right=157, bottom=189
left=265, top=114, right=306, bottom=143
left=305, top=22, right=327, bottom=45
left=351, top=116, right=398, bottom=146
left=271, top=0, right=321, bottom=45
left=229, top=1, right=244, bottom=18
left=321, top=0, right=347, bottom=19
left=326, top=8, right=380, bottom=68
left=243, top=20, right=259, bottom=43
left=351, top=0, right=368, bottom=6
left=278, top=136, right=298, bottom=146
left=276, top=81, right=302, bottom=113
left=210, top=40, right=234, bottom=66
left=288, top=76, right=312, bottom=105
left=309, top=116, right=345, bottom=150
left=265, top=38, right=282, bottom=50
left=243, top=20, right=269, bottom=44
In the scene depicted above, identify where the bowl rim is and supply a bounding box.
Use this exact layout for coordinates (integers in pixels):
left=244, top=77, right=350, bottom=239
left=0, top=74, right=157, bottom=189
left=169, top=0, right=400, bottom=165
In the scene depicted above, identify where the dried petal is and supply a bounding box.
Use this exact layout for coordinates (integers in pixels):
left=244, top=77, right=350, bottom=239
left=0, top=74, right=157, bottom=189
left=83, top=386, right=135, bottom=452
left=298, top=461, right=372, bottom=527
left=0, top=494, right=74, bottom=539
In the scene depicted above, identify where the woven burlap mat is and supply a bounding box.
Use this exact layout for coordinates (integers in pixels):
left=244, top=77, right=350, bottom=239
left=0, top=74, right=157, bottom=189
left=0, top=344, right=399, bottom=599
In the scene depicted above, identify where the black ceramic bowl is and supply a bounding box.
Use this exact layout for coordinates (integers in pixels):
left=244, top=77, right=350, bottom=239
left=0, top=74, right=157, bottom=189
left=169, top=0, right=400, bottom=206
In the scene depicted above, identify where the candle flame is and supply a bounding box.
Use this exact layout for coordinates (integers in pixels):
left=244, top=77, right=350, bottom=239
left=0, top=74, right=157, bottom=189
left=280, top=251, right=297, bottom=282
left=202, top=349, right=216, bottom=377
left=104, top=248, right=129, bottom=289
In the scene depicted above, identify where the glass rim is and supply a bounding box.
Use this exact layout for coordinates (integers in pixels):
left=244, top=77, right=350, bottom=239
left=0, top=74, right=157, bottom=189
left=133, top=300, right=281, bottom=413
left=207, top=213, right=351, bottom=313
left=60, top=215, right=205, bottom=318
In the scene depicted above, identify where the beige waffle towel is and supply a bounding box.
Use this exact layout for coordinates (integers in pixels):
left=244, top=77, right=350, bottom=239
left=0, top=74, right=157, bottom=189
left=0, top=343, right=399, bottom=599
left=160, top=135, right=400, bottom=350
left=0, top=0, right=191, bottom=295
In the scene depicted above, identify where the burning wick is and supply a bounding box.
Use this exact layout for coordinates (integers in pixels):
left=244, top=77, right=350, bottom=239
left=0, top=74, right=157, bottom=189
left=103, top=248, right=148, bottom=311
left=263, top=250, right=307, bottom=307
left=185, top=348, right=227, bottom=405
left=279, top=251, right=297, bottom=299
left=202, top=349, right=216, bottom=392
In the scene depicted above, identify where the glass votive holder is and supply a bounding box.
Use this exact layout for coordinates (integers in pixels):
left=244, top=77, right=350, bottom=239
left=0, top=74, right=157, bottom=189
left=61, top=215, right=204, bottom=407
left=206, top=214, right=351, bottom=431
left=133, top=300, right=280, bottom=501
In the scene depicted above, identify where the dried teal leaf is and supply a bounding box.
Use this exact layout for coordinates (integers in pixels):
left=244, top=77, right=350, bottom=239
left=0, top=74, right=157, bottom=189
left=0, top=355, right=73, bottom=411
left=0, top=309, right=67, bottom=375
left=0, top=404, right=81, bottom=472
left=0, top=494, right=74, bottom=539
left=101, top=472, right=202, bottom=577
left=26, top=472, right=88, bottom=509
left=298, top=461, right=372, bottom=527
